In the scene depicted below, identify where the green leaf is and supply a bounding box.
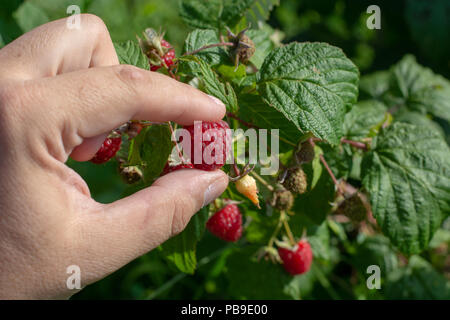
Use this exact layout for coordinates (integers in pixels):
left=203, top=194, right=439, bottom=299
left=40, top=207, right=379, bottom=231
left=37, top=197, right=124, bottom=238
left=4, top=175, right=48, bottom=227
left=179, top=0, right=254, bottom=30
left=13, top=1, right=49, bottom=33
left=114, top=40, right=149, bottom=70
left=183, top=29, right=228, bottom=66
left=161, top=207, right=209, bottom=274
left=394, top=110, right=445, bottom=138
left=389, top=55, right=450, bottom=121
left=179, top=56, right=238, bottom=112
left=257, top=42, right=359, bottom=145
left=359, top=71, right=390, bottom=100
left=246, top=27, right=276, bottom=69
left=343, top=100, right=388, bottom=139
left=237, top=93, right=300, bottom=152
left=128, top=125, right=172, bottom=183
left=385, top=255, right=450, bottom=299
left=242, top=0, right=280, bottom=28
left=361, top=123, right=450, bottom=254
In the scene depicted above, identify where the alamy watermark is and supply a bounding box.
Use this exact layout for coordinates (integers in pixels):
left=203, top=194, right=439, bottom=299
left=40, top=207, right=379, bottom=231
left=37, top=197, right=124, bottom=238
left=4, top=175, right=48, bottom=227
left=66, top=265, right=81, bottom=290
left=66, top=5, right=81, bottom=30
left=366, top=5, right=381, bottom=30
left=366, top=265, right=381, bottom=289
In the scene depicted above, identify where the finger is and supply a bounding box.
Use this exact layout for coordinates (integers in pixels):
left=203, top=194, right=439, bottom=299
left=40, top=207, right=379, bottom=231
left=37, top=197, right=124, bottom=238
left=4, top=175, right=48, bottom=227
left=0, top=14, right=118, bottom=79
left=23, top=65, right=226, bottom=155
left=69, top=134, right=108, bottom=162
left=76, top=169, right=228, bottom=280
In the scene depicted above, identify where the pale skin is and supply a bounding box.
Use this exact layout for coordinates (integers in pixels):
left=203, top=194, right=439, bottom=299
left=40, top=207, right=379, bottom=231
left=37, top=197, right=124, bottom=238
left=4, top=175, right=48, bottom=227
left=0, top=14, right=228, bottom=299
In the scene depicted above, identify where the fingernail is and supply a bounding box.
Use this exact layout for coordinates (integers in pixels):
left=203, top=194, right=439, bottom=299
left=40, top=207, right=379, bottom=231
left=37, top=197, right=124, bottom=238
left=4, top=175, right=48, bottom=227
left=207, top=95, right=225, bottom=108
left=203, top=176, right=227, bottom=207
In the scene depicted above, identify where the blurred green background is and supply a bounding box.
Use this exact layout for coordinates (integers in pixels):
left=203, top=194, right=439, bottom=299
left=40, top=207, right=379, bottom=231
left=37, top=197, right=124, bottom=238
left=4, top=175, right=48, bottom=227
left=1, top=0, right=449, bottom=299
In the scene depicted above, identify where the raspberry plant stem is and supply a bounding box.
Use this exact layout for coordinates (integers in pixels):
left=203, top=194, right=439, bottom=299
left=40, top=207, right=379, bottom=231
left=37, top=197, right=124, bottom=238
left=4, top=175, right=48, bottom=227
left=268, top=215, right=283, bottom=248
left=183, top=42, right=234, bottom=56
left=309, top=139, right=344, bottom=195
left=340, top=139, right=368, bottom=150
left=281, top=211, right=296, bottom=246
left=250, top=171, right=274, bottom=192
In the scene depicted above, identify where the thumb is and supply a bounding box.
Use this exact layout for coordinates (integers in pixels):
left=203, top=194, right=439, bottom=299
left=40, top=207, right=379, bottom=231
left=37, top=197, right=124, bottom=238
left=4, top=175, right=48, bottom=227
left=76, top=169, right=228, bottom=281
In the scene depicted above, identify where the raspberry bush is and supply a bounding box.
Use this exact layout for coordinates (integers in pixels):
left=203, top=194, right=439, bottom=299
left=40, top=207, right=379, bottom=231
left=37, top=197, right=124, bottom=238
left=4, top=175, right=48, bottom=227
left=11, top=0, right=449, bottom=300
left=104, top=0, right=450, bottom=299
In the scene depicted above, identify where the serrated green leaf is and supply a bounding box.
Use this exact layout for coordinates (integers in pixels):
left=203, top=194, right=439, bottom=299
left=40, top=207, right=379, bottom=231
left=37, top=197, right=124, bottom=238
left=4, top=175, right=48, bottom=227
left=114, top=40, right=149, bottom=70
left=242, top=0, right=279, bottom=28
left=246, top=27, right=275, bottom=69
left=394, top=110, right=445, bottom=138
left=179, top=56, right=238, bottom=112
left=385, top=255, right=450, bottom=299
left=362, top=123, right=450, bottom=254
left=343, top=100, right=388, bottom=139
left=161, top=207, right=209, bottom=274
left=237, top=93, right=300, bottom=152
left=389, top=55, right=450, bottom=121
left=128, top=125, right=172, bottom=183
left=257, top=42, right=359, bottom=145
left=183, top=29, right=228, bottom=67
left=180, top=0, right=254, bottom=30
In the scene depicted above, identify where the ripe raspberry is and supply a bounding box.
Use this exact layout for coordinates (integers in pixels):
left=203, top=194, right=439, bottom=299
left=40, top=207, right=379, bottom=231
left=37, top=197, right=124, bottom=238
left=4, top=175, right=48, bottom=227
left=272, top=189, right=294, bottom=211
left=278, top=240, right=313, bottom=275
left=281, top=167, right=308, bottom=194
left=235, top=174, right=260, bottom=208
left=206, top=203, right=243, bottom=242
left=183, top=120, right=231, bottom=171
left=161, top=162, right=194, bottom=175
left=150, top=39, right=175, bottom=71
left=336, top=192, right=367, bottom=222
left=120, top=165, right=143, bottom=184
left=90, top=137, right=121, bottom=164
left=295, top=141, right=315, bottom=164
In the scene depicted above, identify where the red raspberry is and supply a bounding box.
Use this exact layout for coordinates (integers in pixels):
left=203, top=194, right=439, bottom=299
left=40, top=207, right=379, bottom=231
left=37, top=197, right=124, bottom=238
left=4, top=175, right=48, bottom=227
left=183, top=120, right=230, bottom=171
left=206, top=204, right=242, bottom=242
left=150, top=39, right=175, bottom=71
left=90, top=137, right=121, bottom=164
left=161, top=162, right=194, bottom=175
left=278, top=240, right=313, bottom=275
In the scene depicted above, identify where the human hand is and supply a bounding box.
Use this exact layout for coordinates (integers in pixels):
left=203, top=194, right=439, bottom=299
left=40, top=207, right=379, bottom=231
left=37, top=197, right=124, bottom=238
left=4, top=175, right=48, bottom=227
left=0, top=14, right=228, bottom=299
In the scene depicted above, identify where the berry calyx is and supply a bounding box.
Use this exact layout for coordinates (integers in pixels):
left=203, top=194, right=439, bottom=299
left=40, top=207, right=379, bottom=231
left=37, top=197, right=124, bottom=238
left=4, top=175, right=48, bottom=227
left=90, top=137, right=122, bottom=164
left=278, top=240, right=313, bottom=275
left=235, top=174, right=260, bottom=208
left=183, top=120, right=231, bottom=171
left=138, top=28, right=175, bottom=71
left=161, top=162, right=194, bottom=175
left=281, top=167, right=308, bottom=194
left=206, top=203, right=243, bottom=242
left=295, top=141, right=315, bottom=164
left=336, top=192, right=367, bottom=222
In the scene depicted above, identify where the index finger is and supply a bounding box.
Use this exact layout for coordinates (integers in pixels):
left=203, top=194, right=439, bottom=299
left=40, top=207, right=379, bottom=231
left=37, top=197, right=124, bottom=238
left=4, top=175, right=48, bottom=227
left=22, top=64, right=226, bottom=139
